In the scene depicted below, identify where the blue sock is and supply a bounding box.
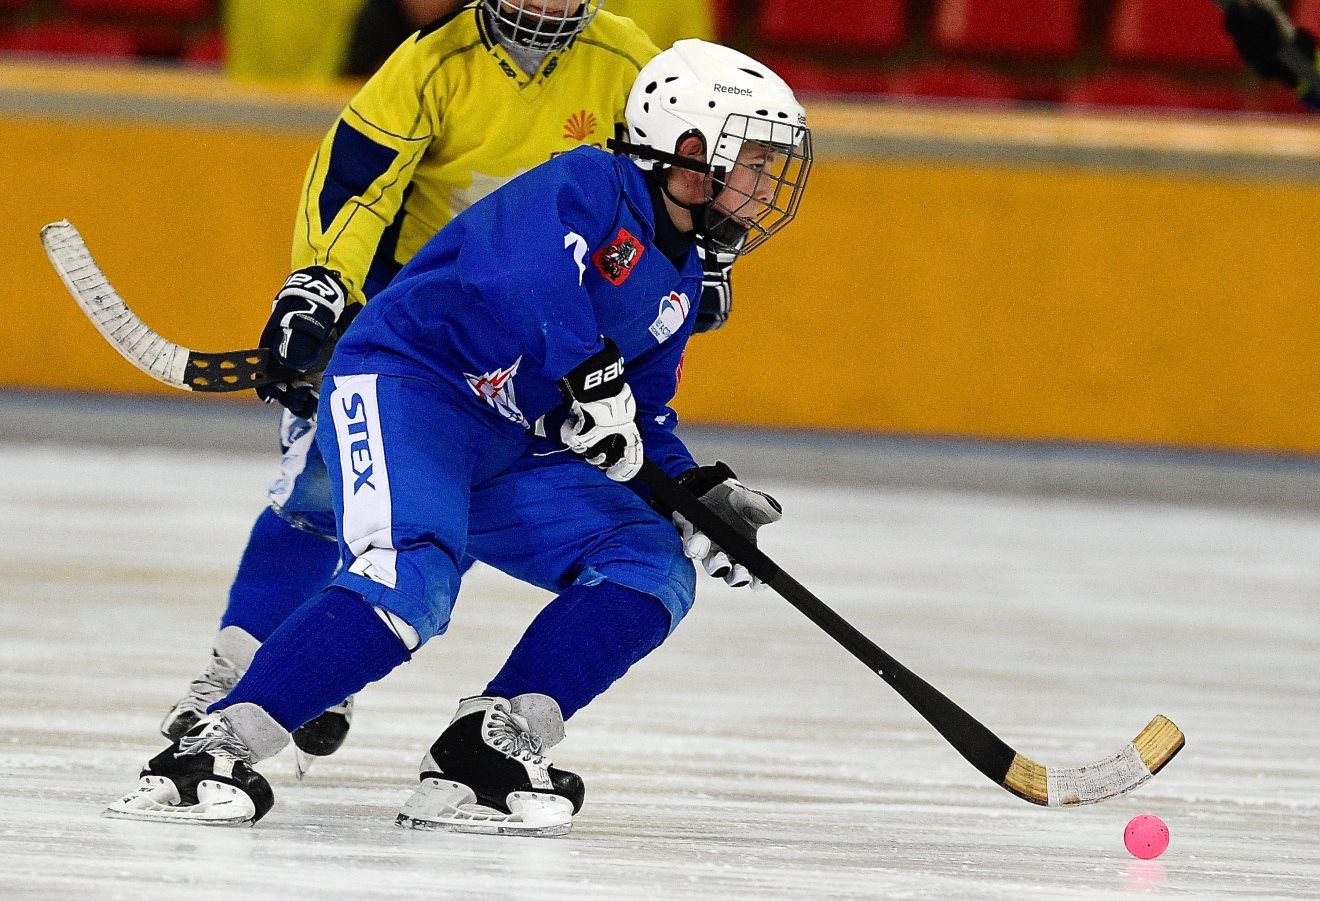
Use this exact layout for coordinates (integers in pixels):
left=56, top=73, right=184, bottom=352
left=484, top=581, right=671, bottom=720
left=215, top=586, right=410, bottom=732
left=221, top=507, right=342, bottom=642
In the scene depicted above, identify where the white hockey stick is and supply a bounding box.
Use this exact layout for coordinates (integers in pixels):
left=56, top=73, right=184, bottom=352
left=42, top=220, right=285, bottom=392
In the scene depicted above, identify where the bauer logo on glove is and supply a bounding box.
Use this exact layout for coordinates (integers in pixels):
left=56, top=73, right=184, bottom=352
left=558, top=339, right=643, bottom=482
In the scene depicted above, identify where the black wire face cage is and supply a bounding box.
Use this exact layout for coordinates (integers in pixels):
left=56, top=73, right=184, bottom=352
left=703, top=114, right=813, bottom=256
left=483, top=0, right=605, bottom=51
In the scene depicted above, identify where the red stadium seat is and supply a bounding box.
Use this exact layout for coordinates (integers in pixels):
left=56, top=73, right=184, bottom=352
left=1107, top=0, right=1241, bottom=70
left=61, top=0, right=212, bottom=24
left=756, top=0, right=909, bottom=54
left=1063, top=72, right=1246, bottom=111
left=884, top=61, right=1022, bottom=102
left=934, top=0, right=1084, bottom=60
left=758, top=54, right=887, bottom=95
left=1294, top=0, right=1320, bottom=33
left=1252, top=82, right=1314, bottom=115
left=710, top=0, right=735, bottom=43
left=183, top=28, right=223, bottom=65
left=0, top=20, right=138, bottom=57
left=132, top=23, right=189, bottom=58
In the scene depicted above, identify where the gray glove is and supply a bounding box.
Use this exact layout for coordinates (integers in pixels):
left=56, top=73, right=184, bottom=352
left=673, top=462, right=782, bottom=588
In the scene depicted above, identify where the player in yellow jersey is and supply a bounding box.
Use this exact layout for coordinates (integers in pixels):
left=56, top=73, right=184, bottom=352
left=286, top=1, right=656, bottom=312
left=158, top=1, right=726, bottom=774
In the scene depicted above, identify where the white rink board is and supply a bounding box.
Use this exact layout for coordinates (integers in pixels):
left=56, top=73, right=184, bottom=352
left=0, top=443, right=1317, bottom=900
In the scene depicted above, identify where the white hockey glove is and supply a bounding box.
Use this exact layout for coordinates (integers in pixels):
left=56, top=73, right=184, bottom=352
left=559, top=339, right=643, bottom=482
left=694, top=243, right=736, bottom=333
left=257, top=266, right=354, bottom=419
left=673, top=462, right=782, bottom=589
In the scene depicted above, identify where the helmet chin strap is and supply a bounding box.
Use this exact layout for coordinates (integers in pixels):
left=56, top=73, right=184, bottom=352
left=607, top=137, right=744, bottom=252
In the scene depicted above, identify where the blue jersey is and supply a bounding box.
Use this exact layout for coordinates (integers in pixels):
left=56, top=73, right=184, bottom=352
left=329, top=147, right=703, bottom=478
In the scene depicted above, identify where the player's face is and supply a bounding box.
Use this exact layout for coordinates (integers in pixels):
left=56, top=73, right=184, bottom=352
left=711, top=144, right=781, bottom=225
left=499, top=0, right=583, bottom=17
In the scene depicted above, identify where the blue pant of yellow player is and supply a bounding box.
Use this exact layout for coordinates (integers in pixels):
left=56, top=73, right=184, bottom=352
left=218, top=372, right=696, bottom=733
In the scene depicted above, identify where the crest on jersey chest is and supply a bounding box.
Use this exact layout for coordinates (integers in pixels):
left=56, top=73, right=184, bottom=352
left=563, top=109, right=599, bottom=142
left=649, top=292, right=691, bottom=344
left=593, top=228, right=645, bottom=286
left=464, top=357, right=528, bottom=427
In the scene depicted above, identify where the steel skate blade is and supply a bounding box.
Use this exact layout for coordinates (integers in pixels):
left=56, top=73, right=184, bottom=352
left=103, top=775, right=258, bottom=827
left=293, top=746, right=314, bottom=782
left=396, top=812, right=572, bottom=838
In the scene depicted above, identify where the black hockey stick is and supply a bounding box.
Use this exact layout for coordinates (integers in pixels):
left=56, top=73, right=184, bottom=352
left=42, top=220, right=293, bottom=392
left=638, top=460, right=1184, bottom=806
left=1212, top=0, right=1320, bottom=90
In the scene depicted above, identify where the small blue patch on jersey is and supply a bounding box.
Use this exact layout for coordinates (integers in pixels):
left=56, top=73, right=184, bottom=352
left=320, top=121, right=400, bottom=233
left=363, top=185, right=412, bottom=301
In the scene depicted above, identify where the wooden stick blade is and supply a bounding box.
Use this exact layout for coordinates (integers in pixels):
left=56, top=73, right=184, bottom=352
left=41, top=220, right=280, bottom=392
left=1003, top=715, right=1185, bottom=807
left=43, top=220, right=193, bottom=389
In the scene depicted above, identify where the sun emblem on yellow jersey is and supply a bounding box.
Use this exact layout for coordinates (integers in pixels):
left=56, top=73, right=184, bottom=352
left=563, top=110, right=598, bottom=142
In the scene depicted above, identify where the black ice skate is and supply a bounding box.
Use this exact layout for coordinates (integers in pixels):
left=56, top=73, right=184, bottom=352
left=396, top=695, right=584, bottom=837
left=161, top=626, right=352, bottom=779
left=106, top=706, right=286, bottom=826
left=160, top=626, right=258, bottom=740
left=291, top=696, right=354, bottom=780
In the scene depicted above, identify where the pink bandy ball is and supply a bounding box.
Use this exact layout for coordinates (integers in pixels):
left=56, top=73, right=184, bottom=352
left=1124, top=814, right=1170, bottom=860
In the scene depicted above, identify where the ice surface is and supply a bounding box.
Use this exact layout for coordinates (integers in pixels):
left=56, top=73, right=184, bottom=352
left=1, top=443, right=1317, bottom=899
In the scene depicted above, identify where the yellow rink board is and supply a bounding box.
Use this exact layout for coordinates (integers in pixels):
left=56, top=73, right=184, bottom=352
left=3, top=62, right=1320, bottom=453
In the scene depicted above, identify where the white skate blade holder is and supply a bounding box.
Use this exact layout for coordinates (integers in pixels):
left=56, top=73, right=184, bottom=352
left=396, top=778, right=574, bottom=838
left=103, top=775, right=259, bottom=827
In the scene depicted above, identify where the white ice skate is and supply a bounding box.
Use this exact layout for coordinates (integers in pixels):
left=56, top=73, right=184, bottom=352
left=395, top=695, right=583, bottom=837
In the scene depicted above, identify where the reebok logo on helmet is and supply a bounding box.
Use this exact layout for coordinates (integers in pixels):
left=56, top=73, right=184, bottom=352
left=713, top=83, right=754, bottom=97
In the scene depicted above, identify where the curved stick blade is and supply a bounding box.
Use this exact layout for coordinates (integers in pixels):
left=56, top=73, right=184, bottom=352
left=1004, top=715, right=1185, bottom=807
left=41, top=220, right=279, bottom=392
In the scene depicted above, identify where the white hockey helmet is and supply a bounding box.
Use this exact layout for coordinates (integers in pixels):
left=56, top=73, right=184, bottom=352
left=482, top=0, right=604, bottom=52
left=618, top=40, right=812, bottom=255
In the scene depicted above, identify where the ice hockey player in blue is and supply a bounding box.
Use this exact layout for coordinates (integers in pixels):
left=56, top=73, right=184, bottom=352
left=105, top=39, right=813, bottom=836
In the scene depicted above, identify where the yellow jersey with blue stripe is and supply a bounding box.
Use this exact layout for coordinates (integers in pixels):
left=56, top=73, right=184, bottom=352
left=293, top=4, right=660, bottom=306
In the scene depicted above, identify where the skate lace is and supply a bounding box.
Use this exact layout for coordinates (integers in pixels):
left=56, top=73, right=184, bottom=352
left=174, top=653, right=242, bottom=718
left=177, top=715, right=256, bottom=764
left=486, top=707, right=547, bottom=764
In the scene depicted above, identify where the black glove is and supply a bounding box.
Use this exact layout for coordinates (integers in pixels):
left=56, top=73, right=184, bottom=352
left=673, top=462, right=782, bottom=588
left=695, top=243, right=736, bottom=333
left=1224, top=0, right=1317, bottom=88
left=558, top=339, right=643, bottom=481
left=255, top=266, right=352, bottom=419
